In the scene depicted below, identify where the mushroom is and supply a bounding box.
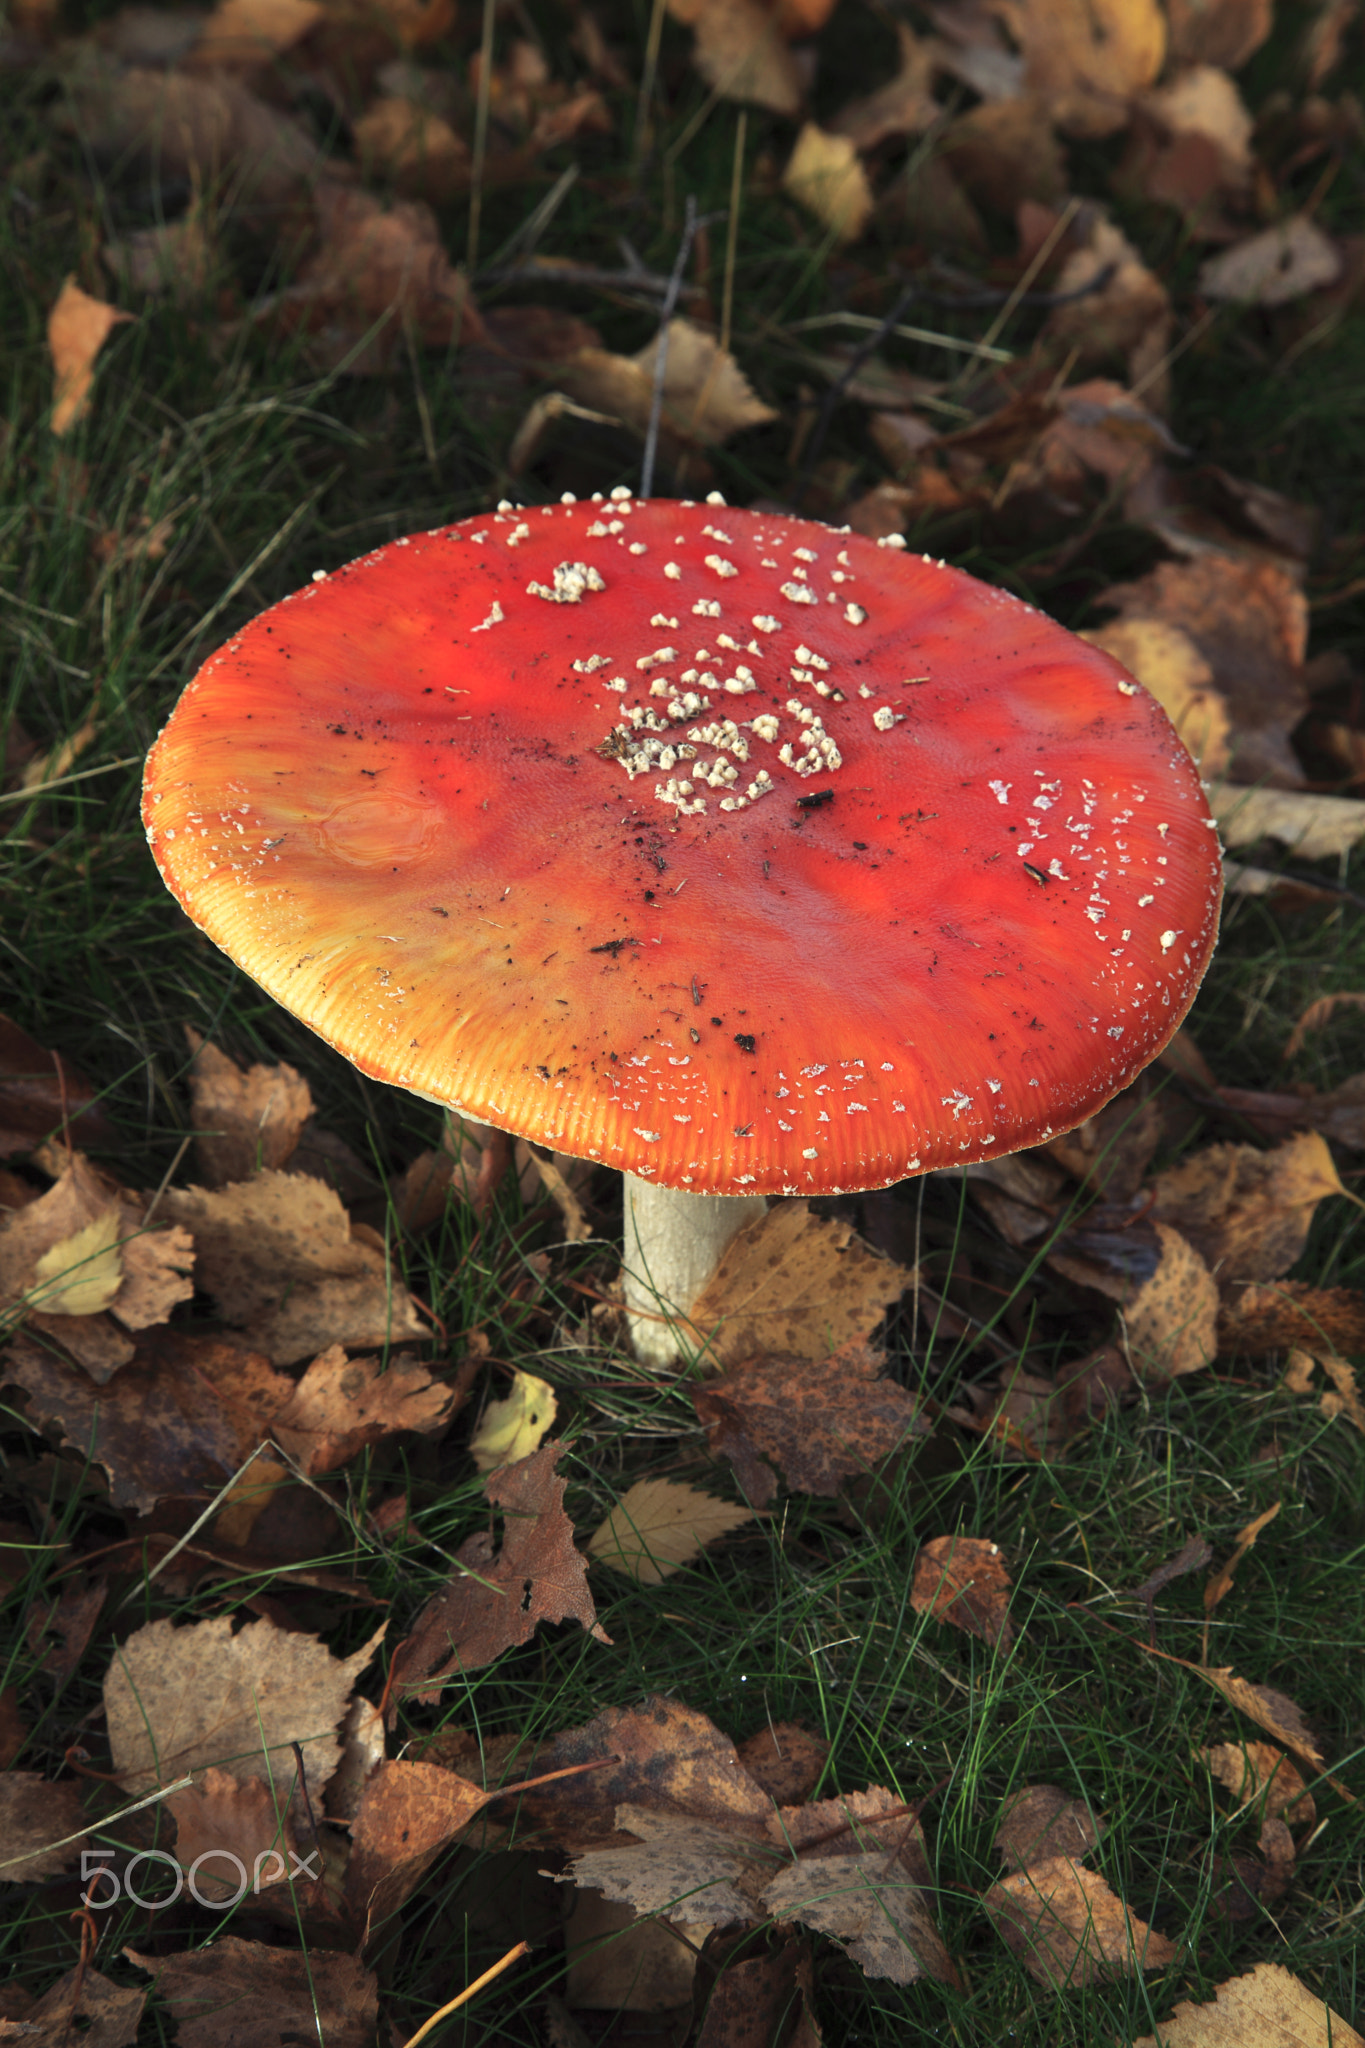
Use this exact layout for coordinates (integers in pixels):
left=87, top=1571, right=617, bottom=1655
left=142, top=492, right=1222, bottom=1365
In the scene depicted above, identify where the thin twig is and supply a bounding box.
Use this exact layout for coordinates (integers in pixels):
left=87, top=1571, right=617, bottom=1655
left=400, top=1943, right=530, bottom=2048
left=719, top=110, right=747, bottom=362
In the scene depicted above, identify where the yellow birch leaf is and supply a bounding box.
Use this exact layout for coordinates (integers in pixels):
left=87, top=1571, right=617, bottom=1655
left=469, top=1370, right=557, bottom=1472
left=588, top=1478, right=754, bottom=1583
left=29, top=1207, right=123, bottom=1317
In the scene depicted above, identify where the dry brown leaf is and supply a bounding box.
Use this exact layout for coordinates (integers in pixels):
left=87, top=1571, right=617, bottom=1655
left=103, top=1612, right=383, bottom=1807
left=1047, top=212, right=1172, bottom=396
left=941, top=97, right=1068, bottom=215
left=1151, top=1133, right=1348, bottom=1287
left=271, top=1344, right=454, bottom=1471
left=1165, top=0, right=1273, bottom=70
left=951, top=1346, right=1134, bottom=1462
left=736, top=1722, right=829, bottom=1806
left=1204, top=1500, right=1281, bottom=1622
left=565, top=1890, right=715, bottom=2011
left=760, top=1849, right=958, bottom=1986
left=345, top=1758, right=493, bottom=1933
left=694, top=1339, right=930, bottom=1507
left=262, top=181, right=484, bottom=373
left=184, top=0, right=324, bottom=70
left=352, top=95, right=468, bottom=201
left=103, top=214, right=215, bottom=305
left=685, top=1202, right=909, bottom=1368
left=469, top=1368, right=557, bottom=1472
left=911, top=1534, right=1014, bottom=1650
left=1082, top=617, right=1230, bottom=777
left=1124, top=1223, right=1220, bottom=1381
left=1201, top=1741, right=1315, bottom=1827
left=388, top=1441, right=608, bottom=1697
left=1200, top=217, right=1343, bottom=305
left=0, top=1774, right=88, bottom=1880
left=0, top=1016, right=116, bottom=1159
left=1126, top=65, right=1255, bottom=222
left=1130, top=1961, right=1364, bottom=2046
left=165, top=1767, right=304, bottom=1901
left=587, top=1477, right=754, bottom=1583
left=185, top=1032, right=312, bottom=1187
left=125, top=1939, right=376, bottom=2048
left=1219, top=1280, right=1365, bottom=1357
left=549, top=320, right=776, bottom=465
left=0, top=1153, right=194, bottom=1354
left=1044, top=1074, right=1164, bottom=1203
left=1284, top=991, right=1365, bottom=1062
left=58, top=67, right=324, bottom=214
left=26, top=1576, right=106, bottom=1688
left=668, top=0, right=804, bottom=114
left=1184, top=1665, right=1326, bottom=1773
left=995, top=0, right=1165, bottom=135
left=1099, top=556, right=1307, bottom=787
left=984, top=1856, right=1177, bottom=1986
left=161, top=1169, right=423, bottom=1363
left=994, top=1785, right=1103, bottom=1872
left=47, top=278, right=134, bottom=437
left=828, top=22, right=937, bottom=152
left=0, top=1968, right=144, bottom=2048
left=558, top=1801, right=774, bottom=1926
left=1210, top=782, right=1365, bottom=859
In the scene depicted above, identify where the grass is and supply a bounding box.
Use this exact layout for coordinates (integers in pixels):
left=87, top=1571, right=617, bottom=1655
left=3, top=0, right=1365, bottom=2040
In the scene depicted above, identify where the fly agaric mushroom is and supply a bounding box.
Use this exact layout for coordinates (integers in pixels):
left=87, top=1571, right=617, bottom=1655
left=143, top=492, right=1222, bottom=1365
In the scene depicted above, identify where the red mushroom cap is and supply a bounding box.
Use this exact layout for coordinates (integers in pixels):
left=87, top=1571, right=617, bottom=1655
left=142, top=495, right=1222, bottom=1196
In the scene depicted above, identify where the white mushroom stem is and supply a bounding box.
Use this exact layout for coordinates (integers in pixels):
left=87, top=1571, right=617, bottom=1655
left=622, top=1174, right=768, bottom=1367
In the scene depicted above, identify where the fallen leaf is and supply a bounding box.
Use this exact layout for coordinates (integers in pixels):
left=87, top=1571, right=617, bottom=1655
left=26, top=1575, right=106, bottom=1686
left=828, top=22, right=937, bottom=152
left=783, top=123, right=876, bottom=244
left=1047, top=211, right=1173, bottom=395
left=0, top=1774, right=88, bottom=1880
left=564, top=1889, right=714, bottom=2010
left=1203, top=1500, right=1281, bottom=1625
left=388, top=1441, right=608, bottom=1698
left=1220, top=1281, right=1365, bottom=1356
left=557, top=1801, right=774, bottom=1925
left=685, top=1202, right=909, bottom=1368
left=1082, top=616, right=1231, bottom=777
left=47, top=277, right=134, bottom=436
left=667, top=0, right=803, bottom=115
left=470, top=1368, right=558, bottom=1473
left=184, top=0, right=324, bottom=70
left=1200, top=1741, right=1315, bottom=1827
left=911, top=1534, right=1014, bottom=1650
left=103, top=1612, right=383, bottom=1806
left=260, top=181, right=484, bottom=373
left=1199, top=217, right=1343, bottom=306
left=185, top=1032, right=312, bottom=1187
left=693, top=1338, right=930, bottom=1506
left=0, top=1968, right=144, bottom=2048
left=58, top=67, right=323, bottom=216
left=941, top=96, right=1068, bottom=215
left=1165, top=0, right=1272, bottom=70
left=0, top=1014, right=117, bottom=1157
left=996, top=0, right=1166, bottom=135
left=549, top=319, right=776, bottom=466
left=759, top=1848, right=957, bottom=1986
left=1126, top=65, right=1254, bottom=223
left=1284, top=990, right=1365, bottom=1062
left=1123, top=1222, right=1220, bottom=1381
left=0, top=1153, right=194, bottom=1355
left=1044, top=1072, right=1165, bottom=1202
left=587, top=1477, right=754, bottom=1583
left=165, top=1767, right=304, bottom=1902
left=1098, top=556, right=1307, bottom=787
left=735, top=1722, right=829, bottom=1805
left=344, top=1758, right=494, bottom=1934
left=125, top=1940, right=376, bottom=2048
left=1130, top=1961, right=1364, bottom=2046
left=1209, top=782, right=1365, bottom=859
left=160, top=1169, right=424, bottom=1364
left=1150, top=1134, right=1348, bottom=1286
left=352, top=94, right=468, bottom=201
left=1187, top=1667, right=1325, bottom=1772
left=994, top=1785, right=1103, bottom=1872
left=426, top=1695, right=774, bottom=1853
left=984, top=1857, right=1177, bottom=1986
left=951, top=1346, right=1134, bottom=1461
